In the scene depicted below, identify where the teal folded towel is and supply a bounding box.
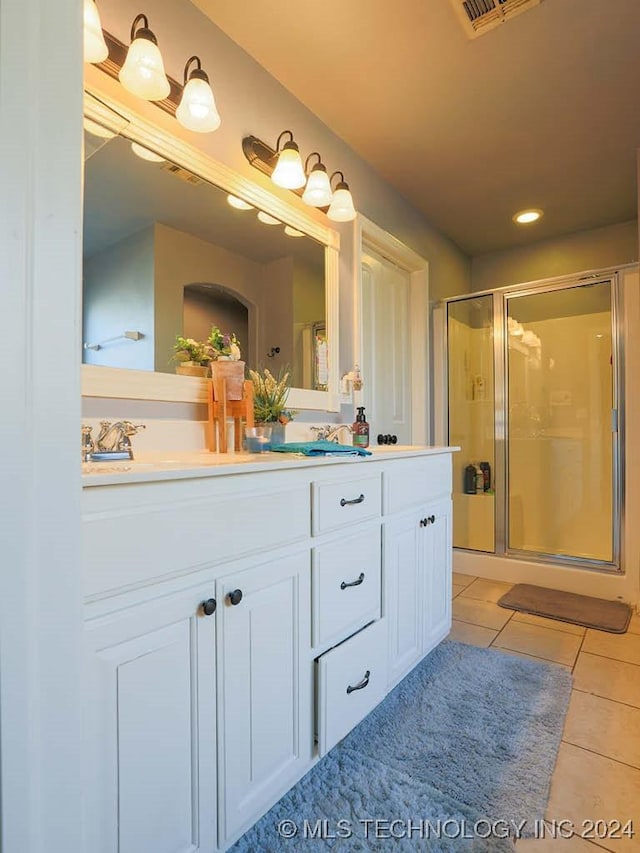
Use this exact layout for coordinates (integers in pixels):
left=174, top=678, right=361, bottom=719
left=270, top=439, right=372, bottom=457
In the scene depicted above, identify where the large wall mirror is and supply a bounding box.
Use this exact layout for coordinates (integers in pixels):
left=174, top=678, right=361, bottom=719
left=81, top=90, right=340, bottom=410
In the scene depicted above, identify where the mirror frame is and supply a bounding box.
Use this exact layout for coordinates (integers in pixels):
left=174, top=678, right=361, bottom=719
left=81, top=87, right=341, bottom=411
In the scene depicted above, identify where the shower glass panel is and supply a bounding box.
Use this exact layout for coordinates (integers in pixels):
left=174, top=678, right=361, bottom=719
left=447, top=295, right=495, bottom=552
left=506, top=282, right=614, bottom=562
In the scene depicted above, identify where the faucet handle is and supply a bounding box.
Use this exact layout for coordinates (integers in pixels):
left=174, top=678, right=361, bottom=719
left=81, top=425, right=94, bottom=462
left=121, top=421, right=146, bottom=436
left=310, top=425, right=329, bottom=440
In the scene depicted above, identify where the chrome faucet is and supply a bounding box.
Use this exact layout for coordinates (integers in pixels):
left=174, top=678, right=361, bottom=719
left=311, top=423, right=354, bottom=444
left=87, top=421, right=146, bottom=461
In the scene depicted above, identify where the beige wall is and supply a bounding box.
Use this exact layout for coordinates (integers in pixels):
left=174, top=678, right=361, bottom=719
left=86, top=0, right=471, bottom=387
left=471, top=220, right=638, bottom=292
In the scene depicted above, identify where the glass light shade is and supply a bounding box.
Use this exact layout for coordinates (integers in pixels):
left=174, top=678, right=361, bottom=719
left=119, top=36, right=170, bottom=101
left=176, top=77, right=221, bottom=133
left=271, top=145, right=306, bottom=189
left=131, top=142, right=165, bottom=163
left=83, top=117, right=115, bottom=139
left=227, top=195, right=253, bottom=210
left=257, top=211, right=281, bottom=225
left=284, top=226, right=304, bottom=238
left=327, top=186, right=356, bottom=222
left=302, top=167, right=333, bottom=207
left=84, top=0, right=108, bottom=63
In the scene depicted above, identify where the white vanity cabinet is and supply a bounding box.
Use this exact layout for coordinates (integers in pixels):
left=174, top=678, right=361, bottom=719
left=83, top=582, right=218, bottom=853
left=215, top=549, right=312, bottom=845
left=81, top=447, right=454, bottom=852
left=382, top=455, right=453, bottom=689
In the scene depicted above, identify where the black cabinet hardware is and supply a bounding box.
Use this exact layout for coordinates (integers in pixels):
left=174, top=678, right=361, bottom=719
left=201, top=598, right=217, bottom=616
left=340, top=572, right=365, bottom=590
left=346, top=670, right=371, bottom=694
left=340, top=493, right=365, bottom=507
left=227, top=589, right=243, bottom=606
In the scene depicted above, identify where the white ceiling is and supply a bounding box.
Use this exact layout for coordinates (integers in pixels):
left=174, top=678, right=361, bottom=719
left=192, top=0, right=640, bottom=256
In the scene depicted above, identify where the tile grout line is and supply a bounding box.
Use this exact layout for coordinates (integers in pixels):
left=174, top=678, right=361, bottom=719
left=576, top=648, right=640, bottom=668
left=571, top=686, right=640, bottom=712
left=559, top=738, right=640, bottom=774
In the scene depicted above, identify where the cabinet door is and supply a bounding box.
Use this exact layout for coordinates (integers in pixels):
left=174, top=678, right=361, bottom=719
left=384, top=512, right=422, bottom=688
left=422, top=499, right=453, bottom=654
left=217, top=551, right=312, bottom=845
left=84, top=583, right=217, bottom=853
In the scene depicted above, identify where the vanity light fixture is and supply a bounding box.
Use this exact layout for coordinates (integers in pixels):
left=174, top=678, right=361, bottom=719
left=130, top=141, right=165, bottom=163
left=513, top=208, right=543, bottom=224
left=118, top=14, right=171, bottom=101
left=327, top=171, right=356, bottom=222
left=284, top=225, right=304, bottom=238
left=270, top=131, right=307, bottom=189
left=175, top=55, right=221, bottom=133
left=227, top=194, right=254, bottom=211
left=257, top=211, right=281, bottom=226
left=302, top=152, right=333, bottom=208
left=84, top=0, right=109, bottom=63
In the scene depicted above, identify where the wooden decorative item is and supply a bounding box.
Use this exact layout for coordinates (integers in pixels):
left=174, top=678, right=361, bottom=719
left=207, top=378, right=254, bottom=453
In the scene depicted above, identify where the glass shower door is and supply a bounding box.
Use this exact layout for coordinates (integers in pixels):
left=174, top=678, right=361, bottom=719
left=447, top=295, right=495, bottom=552
left=506, top=281, right=616, bottom=564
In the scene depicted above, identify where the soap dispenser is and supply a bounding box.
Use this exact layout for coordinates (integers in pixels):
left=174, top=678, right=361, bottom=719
left=352, top=407, right=370, bottom=448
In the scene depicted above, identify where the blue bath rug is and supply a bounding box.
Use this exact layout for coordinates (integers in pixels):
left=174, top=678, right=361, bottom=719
left=230, top=640, right=572, bottom=851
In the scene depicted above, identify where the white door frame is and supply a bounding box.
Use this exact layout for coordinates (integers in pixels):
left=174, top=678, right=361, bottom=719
left=354, top=215, right=430, bottom=444
left=0, top=0, right=84, bottom=849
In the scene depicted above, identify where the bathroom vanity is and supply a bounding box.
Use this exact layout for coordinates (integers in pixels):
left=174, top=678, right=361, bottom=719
left=82, top=446, right=454, bottom=852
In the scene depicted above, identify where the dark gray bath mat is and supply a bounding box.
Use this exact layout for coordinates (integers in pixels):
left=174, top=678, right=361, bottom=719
left=498, top=583, right=631, bottom=633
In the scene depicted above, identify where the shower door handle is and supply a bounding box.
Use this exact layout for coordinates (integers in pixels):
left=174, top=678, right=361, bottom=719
left=611, top=409, right=618, bottom=433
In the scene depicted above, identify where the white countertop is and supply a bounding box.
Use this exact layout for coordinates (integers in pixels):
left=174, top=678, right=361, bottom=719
left=81, top=445, right=458, bottom=487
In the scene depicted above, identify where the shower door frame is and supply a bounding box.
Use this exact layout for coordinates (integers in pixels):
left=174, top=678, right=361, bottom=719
left=439, top=270, right=624, bottom=573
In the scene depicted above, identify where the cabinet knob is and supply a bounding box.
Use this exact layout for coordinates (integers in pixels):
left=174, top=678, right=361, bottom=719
left=201, top=598, right=217, bottom=616
left=227, top=589, right=243, bottom=606
left=429, top=515, right=436, bottom=524
left=419, top=518, right=426, bottom=527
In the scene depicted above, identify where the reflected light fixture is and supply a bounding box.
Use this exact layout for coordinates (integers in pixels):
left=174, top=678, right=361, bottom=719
left=327, top=171, right=356, bottom=222
left=302, top=152, right=333, bottom=207
left=513, top=208, right=543, bottom=224
left=119, top=14, right=170, bottom=101
left=176, top=55, right=221, bottom=133
left=284, top=225, right=304, bottom=238
left=257, top=211, right=281, bottom=226
left=84, top=0, right=109, bottom=63
left=271, top=131, right=306, bottom=189
left=130, top=141, right=165, bottom=163
left=227, top=195, right=254, bottom=211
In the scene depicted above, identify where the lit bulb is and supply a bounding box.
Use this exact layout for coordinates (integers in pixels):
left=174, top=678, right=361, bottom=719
left=176, top=65, right=221, bottom=133
left=131, top=142, right=165, bottom=163
left=513, top=208, right=543, bottom=224
left=302, top=164, right=333, bottom=207
left=227, top=195, right=253, bottom=210
left=83, top=0, right=108, bottom=63
left=119, top=16, right=170, bottom=101
left=271, top=140, right=306, bottom=189
left=257, top=211, right=281, bottom=226
left=327, top=176, right=356, bottom=222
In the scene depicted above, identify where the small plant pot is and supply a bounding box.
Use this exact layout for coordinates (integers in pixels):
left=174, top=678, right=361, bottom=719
left=176, top=362, right=209, bottom=377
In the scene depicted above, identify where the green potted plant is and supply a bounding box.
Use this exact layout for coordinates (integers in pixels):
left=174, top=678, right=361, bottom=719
left=248, top=366, right=293, bottom=445
left=171, top=336, right=211, bottom=377
left=207, top=326, right=245, bottom=399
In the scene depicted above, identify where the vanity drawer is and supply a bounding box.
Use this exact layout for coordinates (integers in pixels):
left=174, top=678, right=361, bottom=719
left=316, top=618, right=388, bottom=756
left=383, top=454, right=452, bottom=516
left=312, top=527, right=381, bottom=650
left=312, top=473, right=381, bottom=535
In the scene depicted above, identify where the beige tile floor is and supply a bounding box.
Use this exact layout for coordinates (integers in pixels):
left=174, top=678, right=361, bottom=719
left=449, top=573, right=640, bottom=852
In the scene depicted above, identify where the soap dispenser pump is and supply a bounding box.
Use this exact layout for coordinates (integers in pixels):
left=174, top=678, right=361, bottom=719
left=352, top=406, right=370, bottom=448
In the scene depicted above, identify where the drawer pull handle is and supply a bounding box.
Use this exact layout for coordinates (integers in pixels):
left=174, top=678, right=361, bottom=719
left=200, top=598, right=217, bottom=616
left=340, top=493, right=365, bottom=507
left=340, top=572, right=365, bottom=590
left=346, top=670, right=371, bottom=694
left=227, top=589, right=243, bottom=606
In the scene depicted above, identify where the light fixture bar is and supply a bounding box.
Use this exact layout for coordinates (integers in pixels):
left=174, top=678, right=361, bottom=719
left=96, top=29, right=183, bottom=117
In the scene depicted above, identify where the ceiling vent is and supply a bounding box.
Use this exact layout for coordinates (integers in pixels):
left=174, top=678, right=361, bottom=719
left=450, top=0, right=542, bottom=39
left=161, top=162, right=204, bottom=186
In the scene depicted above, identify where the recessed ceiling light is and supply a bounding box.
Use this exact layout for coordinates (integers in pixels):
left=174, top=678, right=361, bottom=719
left=130, top=142, right=165, bottom=163
left=284, top=225, right=304, bottom=237
left=257, top=211, right=280, bottom=226
left=227, top=194, right=253, bottom=210
left=513, top=208, right=543, bottom=224
left=83, top=118, right=116, bottom=139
